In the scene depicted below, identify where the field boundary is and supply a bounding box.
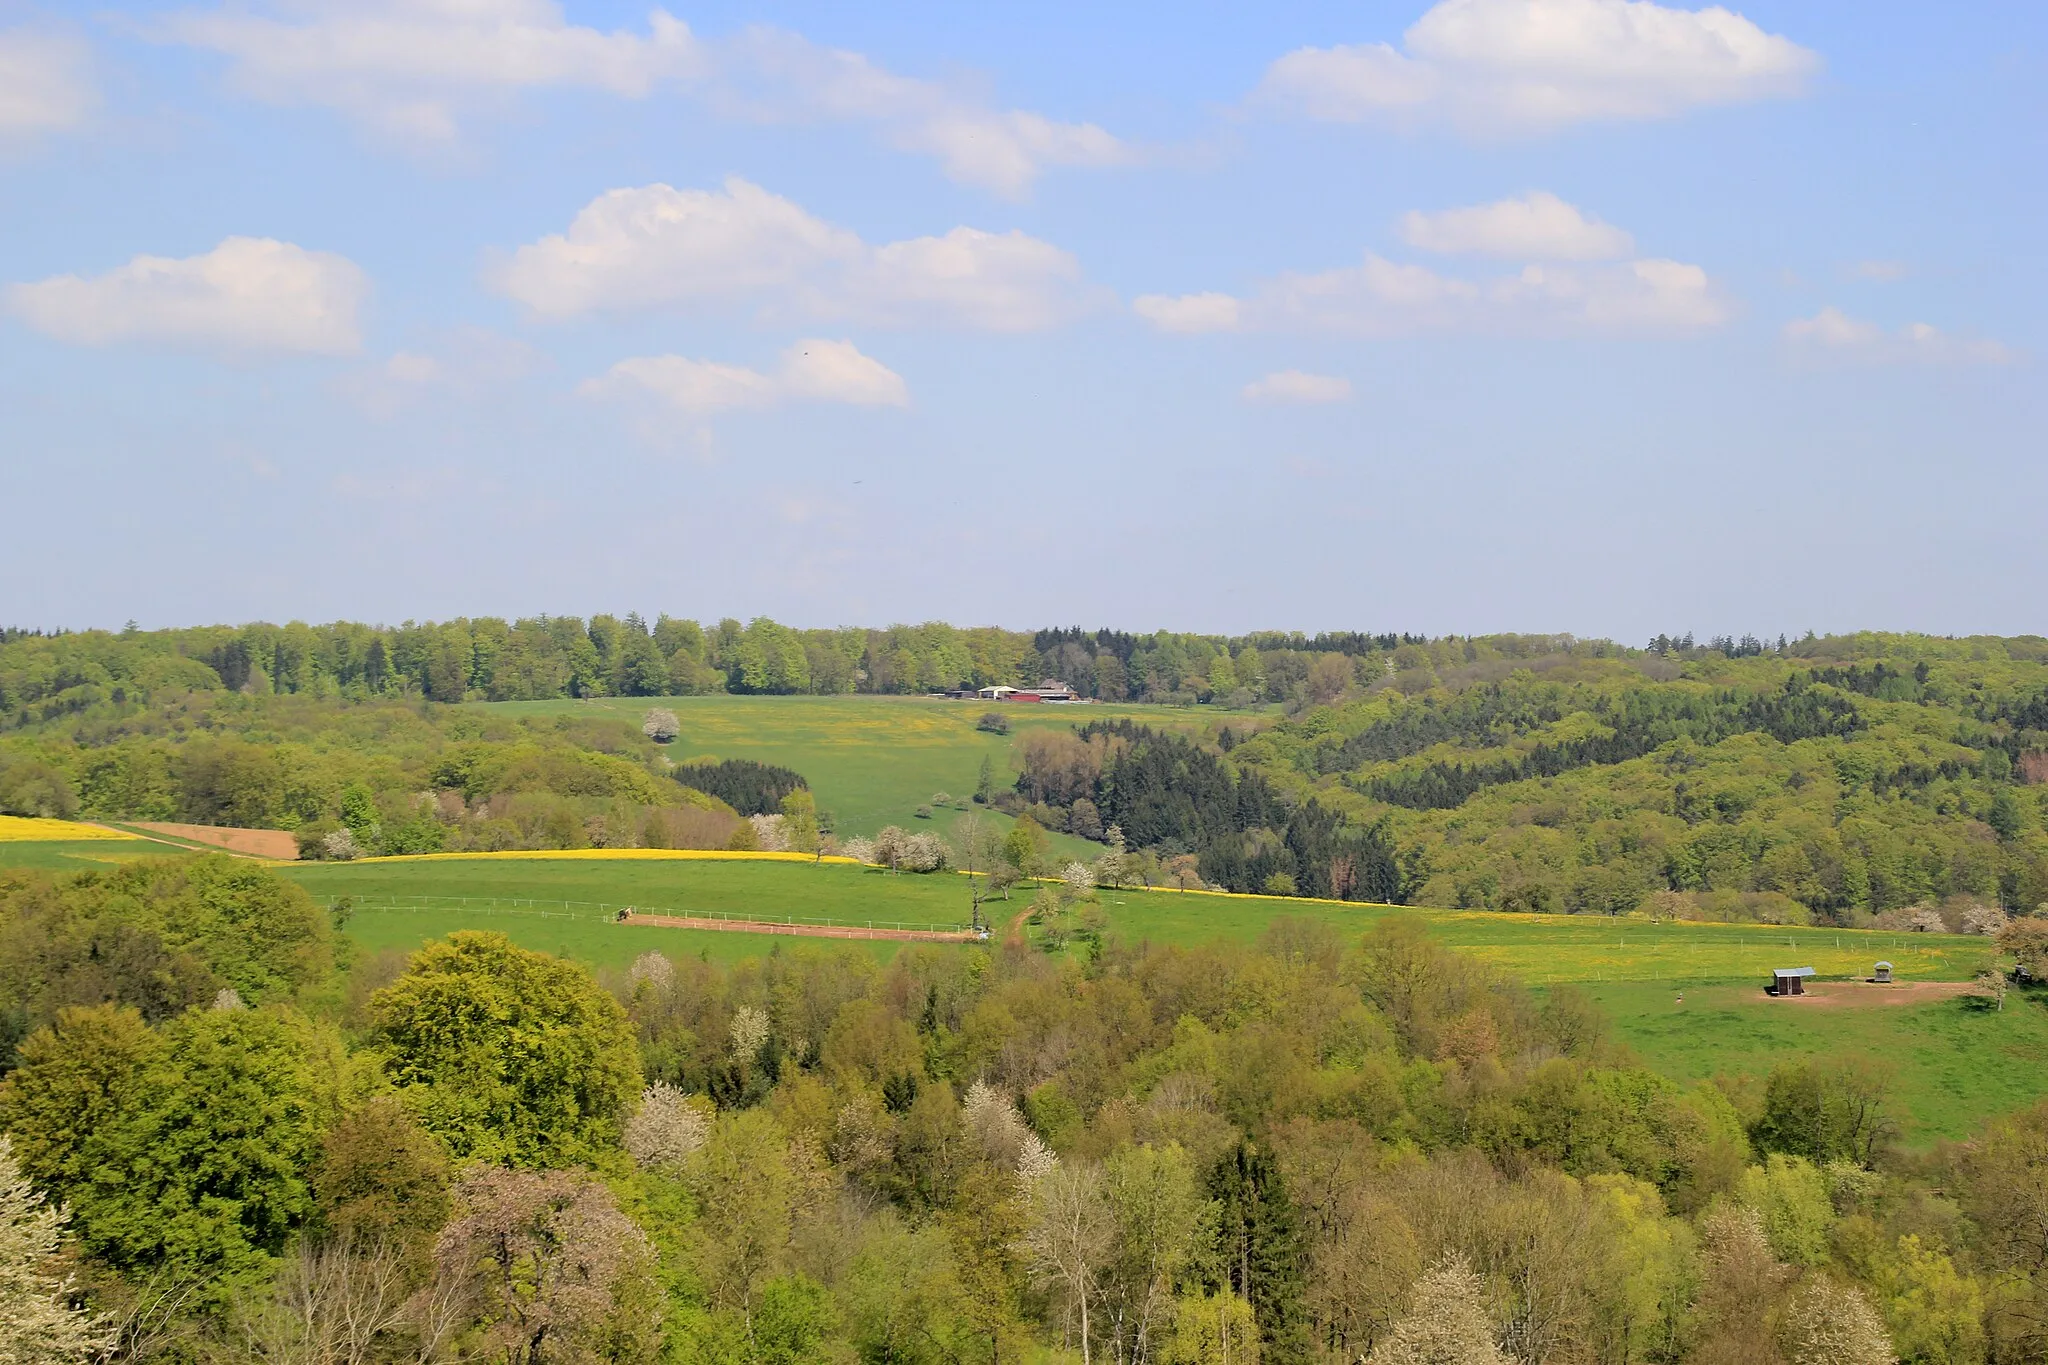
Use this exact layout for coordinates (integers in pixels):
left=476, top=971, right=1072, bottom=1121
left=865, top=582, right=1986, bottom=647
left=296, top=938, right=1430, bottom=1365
left=358, top=849, right=864, bottom=867
left=340, top=894, right=974, bottom=939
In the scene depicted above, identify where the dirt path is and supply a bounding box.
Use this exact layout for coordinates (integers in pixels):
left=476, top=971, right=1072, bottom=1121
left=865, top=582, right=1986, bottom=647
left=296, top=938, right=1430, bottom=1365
left=623, top=913, right=977, bottom=943
left=128, top=822, right=298, bottom=860
left=1758, top=980, right=1983, bottom=1008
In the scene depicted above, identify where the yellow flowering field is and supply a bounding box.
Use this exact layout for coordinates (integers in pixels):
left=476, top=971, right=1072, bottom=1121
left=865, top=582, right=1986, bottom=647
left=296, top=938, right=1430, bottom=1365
left=0, top=815, right=141, bottom=843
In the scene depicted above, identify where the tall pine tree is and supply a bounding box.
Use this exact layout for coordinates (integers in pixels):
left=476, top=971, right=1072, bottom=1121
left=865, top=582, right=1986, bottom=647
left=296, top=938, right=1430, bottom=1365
left=1209, top=1142, right=1313, bottom=1364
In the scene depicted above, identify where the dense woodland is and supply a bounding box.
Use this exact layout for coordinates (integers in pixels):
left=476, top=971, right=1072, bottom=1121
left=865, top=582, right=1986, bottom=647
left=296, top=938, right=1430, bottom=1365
left=5, top=621, right=2048, bottom=926
left=0, top=852, right=2043, bottom=1363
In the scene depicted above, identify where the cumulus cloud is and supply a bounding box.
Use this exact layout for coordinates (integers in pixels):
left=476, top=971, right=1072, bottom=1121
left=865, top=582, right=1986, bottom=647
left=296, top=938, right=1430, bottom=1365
left=1255, top=0, right=1817, bottom=133
left=0, top=27, right=96, bottom=134
left=1140, top=255, right=1725, bottom=338
left=580, top=338, right=909, bottom=415
left=1784, top=307, right=2013, bottom=365
left=1243, top=371, right=1353, bottom=404
left=151, top=0, right=1123, bottom=193
left=492, top=178, right=1092, bottom=331
left=7, top=237, right=366, bottom=353
left=1400, top=192, right=1633, bottom=260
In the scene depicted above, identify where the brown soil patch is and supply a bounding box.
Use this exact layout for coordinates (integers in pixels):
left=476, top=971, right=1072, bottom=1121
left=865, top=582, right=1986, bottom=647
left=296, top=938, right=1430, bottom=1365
left=1758, top=980, right=1982, bottom=1008
left=624, top=913, right=977, bottom=944
left=130, top=822, right=299, bottom=860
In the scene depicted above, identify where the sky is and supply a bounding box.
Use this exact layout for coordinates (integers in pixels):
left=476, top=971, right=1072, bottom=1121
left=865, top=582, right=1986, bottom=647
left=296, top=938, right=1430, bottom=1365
left=1, top=0, right=2042, bottom=643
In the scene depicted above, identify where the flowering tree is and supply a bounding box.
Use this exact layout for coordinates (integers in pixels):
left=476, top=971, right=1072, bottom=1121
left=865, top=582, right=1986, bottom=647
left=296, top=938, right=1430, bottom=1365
left=641, top=708, right=680, bottom=743
left=623, top=1082, right=712, bottom=1173
left=0, top=1136, right=107, bottom=1362
left=1368, top=1255, right=1511, bottom=1365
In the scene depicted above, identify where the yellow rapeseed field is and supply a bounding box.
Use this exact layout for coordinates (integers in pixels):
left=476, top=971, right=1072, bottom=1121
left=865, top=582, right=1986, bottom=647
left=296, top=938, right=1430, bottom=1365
left=0, top=816, right=141, bottom=843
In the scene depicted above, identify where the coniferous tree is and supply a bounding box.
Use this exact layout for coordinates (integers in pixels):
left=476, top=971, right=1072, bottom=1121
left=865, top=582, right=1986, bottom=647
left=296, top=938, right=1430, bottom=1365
left=1208, top=1142, right=1312, bottom=1365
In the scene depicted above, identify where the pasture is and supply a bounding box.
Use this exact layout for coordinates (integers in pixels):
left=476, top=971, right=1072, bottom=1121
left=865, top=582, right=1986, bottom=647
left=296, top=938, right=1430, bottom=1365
left=481, top=693, right=1201, bottom=854
left=3, top=836, right=2025, bottom=1144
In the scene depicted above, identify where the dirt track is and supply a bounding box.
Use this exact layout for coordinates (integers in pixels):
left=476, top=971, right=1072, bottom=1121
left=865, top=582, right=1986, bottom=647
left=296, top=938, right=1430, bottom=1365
left=623, top=913, right=977, bottom=943
left=127, top=822, right=298, bottom=859
left=1759, top=980, right=1983, bottom=1008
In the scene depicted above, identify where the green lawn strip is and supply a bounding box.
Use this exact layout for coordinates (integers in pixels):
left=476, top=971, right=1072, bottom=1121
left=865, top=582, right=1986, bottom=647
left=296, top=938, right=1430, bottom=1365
left=1093, top=892, right=1985, bottom=984
left=1581, top=980, right=2048, bottom=1144
left=476, top=693, right=1215, bottom=860
left=281, top=856, right=985, bottom=931
left=340, top=904, right=905, bottom=971
left=0, top=839, right=168, bottom=870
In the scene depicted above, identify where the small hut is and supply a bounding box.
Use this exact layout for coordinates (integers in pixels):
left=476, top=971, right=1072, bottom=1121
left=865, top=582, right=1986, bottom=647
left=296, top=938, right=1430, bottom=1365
left=1770, top=966, right=1816, bottom=996
left=1873, top=961, right=1893, bottom=984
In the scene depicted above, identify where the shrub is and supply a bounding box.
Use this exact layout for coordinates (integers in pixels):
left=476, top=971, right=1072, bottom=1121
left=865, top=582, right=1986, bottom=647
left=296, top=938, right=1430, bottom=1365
left=977, top=712, right=1010, bottom=735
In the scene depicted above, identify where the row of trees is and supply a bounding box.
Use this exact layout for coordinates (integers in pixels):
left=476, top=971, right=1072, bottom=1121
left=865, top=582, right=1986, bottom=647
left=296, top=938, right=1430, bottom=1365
left=6, top=618, right=1816, bottom=722
left=2, top=855, right=2043, bottom=1361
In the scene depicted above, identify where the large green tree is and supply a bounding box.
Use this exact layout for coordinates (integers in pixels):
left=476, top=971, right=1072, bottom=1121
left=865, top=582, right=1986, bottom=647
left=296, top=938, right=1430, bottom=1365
left=0, top=1003, right=347, bottom=1288
left=370, top=932, right=642, bottom=1168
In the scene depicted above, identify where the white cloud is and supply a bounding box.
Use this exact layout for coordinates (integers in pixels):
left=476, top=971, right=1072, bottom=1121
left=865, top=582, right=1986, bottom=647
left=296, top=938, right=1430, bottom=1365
left=492, top=178, right=1092, bottom=331
left=1131, top=292, right=1242, bottom=335
left=152, top=1, right=1124, bottom=193
left=1243, top=371, right=1353, bottom=404
left=1848, top=259, right=1907, bottom=282
left=1140, top=254, right=1726, bottom=338
left=1784, top=307, right=2013, bottom=365
left=1400, top=192, right=1633, bottom=259
left=153, top=0, right=701, bottom=140
left=581, top=338, right=909, bottom=415
left=7, top=237, right=366, bottom=353
left=1255, top=0, right=1817, bottom=133
left=337, top=326, right=545, bottom=415
left=707, top=27, right=1127, bottom=196
left=777, top=339, right=913, bottom=407
left=0, top=27, right=95, bottom=134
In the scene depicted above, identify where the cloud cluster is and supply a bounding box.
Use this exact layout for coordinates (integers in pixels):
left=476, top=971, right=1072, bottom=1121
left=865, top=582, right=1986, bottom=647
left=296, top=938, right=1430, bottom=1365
left=492, top=178, right=1092, bottom=331
left=1400, top=192, right=1633, bottom=260
left=7, top=237, right=367, bottom=353
left=581, top=339, right=909, bottom=414
left=1255, top=0, right=1817, bottom=133
left=1138, top=193, right=1725, bottom=337
left=1784, top=308, right=2013, bottom=366
left=0, top=27, right=96, bottom=134
left=152, top=0, right=1123, bottom=193
left=1242, top=371, right=1352, bottom=404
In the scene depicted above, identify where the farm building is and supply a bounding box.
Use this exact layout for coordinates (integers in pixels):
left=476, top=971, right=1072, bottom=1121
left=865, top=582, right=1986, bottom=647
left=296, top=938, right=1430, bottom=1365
left=1769, top=966, right=1816, bottom=996
left=976, top=685, right=1019, bottom=700
left=1009, top=679, right=1080, bottom=703
left=1874, top=961, right=1894, bottom=983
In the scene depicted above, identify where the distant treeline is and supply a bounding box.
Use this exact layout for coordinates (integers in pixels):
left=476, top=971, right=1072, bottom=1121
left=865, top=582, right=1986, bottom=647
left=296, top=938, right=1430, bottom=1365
left=0, top=617, right=1638, bottom=725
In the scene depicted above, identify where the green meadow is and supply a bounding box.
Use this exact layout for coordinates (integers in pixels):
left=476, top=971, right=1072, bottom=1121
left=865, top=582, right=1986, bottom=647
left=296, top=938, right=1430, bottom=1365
left=3, top=838, right=2028, bottom=1144
left=482, top=692, right=1201, bottom=853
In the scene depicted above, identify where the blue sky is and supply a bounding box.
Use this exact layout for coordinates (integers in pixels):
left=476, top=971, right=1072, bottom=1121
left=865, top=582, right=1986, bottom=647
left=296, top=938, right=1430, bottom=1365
left=2, top=0, right=2041, bottom=641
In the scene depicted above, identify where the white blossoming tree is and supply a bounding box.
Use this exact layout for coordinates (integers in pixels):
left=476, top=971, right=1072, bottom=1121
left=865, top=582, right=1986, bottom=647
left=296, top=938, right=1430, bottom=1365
left=0, top=1136, right=107, bottom=1362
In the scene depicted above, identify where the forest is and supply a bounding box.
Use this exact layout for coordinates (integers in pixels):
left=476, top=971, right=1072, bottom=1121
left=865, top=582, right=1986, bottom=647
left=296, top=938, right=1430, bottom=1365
left=5, top=619, right=2048, bottom=926
left=0, top=851, right=2042, bottom=1364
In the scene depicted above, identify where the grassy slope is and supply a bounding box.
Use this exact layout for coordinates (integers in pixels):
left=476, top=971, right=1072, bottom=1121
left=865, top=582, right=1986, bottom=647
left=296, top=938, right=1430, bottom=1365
left=480, top=694, right=1204, bottom=858
left=4, top=841, right=2024, bottom=1144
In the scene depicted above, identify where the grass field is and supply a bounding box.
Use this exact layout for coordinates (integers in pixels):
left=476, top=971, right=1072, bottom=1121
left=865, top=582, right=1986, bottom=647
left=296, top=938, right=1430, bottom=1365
left=482, top=693, right=1206, bottom=856
left=5, top=836, right=2031, bottom=1144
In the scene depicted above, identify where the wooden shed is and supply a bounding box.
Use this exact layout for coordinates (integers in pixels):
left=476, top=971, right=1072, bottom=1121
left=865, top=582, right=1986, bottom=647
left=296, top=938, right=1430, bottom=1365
left=1770, top=966, right=1816, bottom=996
